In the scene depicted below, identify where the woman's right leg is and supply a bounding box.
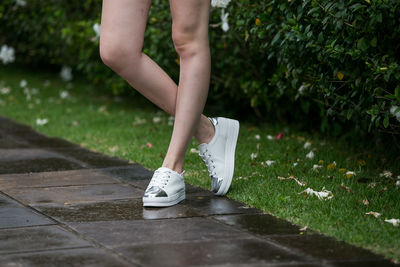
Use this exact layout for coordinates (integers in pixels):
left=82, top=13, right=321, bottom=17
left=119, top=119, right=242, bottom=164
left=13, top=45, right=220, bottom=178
left=100, top=0, right=214, bottom=144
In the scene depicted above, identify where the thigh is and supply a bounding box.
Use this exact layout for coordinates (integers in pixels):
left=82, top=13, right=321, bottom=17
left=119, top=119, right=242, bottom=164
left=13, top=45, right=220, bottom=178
left=100, top=0, right=152, bottom=51
left=169, top=0, right=210, bottom=41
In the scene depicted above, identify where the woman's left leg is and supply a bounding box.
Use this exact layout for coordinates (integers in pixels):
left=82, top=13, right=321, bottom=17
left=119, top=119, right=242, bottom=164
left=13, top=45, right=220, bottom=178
left=162, top=0, right=211, bottom=174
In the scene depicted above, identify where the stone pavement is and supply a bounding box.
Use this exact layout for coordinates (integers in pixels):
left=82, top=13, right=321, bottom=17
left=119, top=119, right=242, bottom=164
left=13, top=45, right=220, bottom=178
left=0, top=116, right=397, bottom=267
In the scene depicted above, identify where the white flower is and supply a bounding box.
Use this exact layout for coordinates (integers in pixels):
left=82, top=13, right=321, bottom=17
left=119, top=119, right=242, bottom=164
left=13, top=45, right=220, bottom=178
left=0, top=87, right=11, bottom=95
left=221, top=9, right=230, bottom=32
left=15, top=0, right=26, bottom=6
left=312, top=164, right=322, bottom=170
left=379, top=171, right=392, bottom=178
left=152, top=117, right=162, bottom=123
left=0, top=45, right=15, bottom=64
left=211, top=0, right=231, bottom=8
left=93, top=23, right=101, bottom=39
left=303, top=142, right=311, bottom=149
left=298, top=187, right=333, bottom=200
left=390, top=105, right=400, bottom=122
left=384, top=218, right=400, bottom=227
left=60, top=90, right=69, bottom=99
left=265, top=160, right=275, bottom=166
left=190, top=148, right=199, bottom=154
left=20, top=80, right=27, bottom=87
left=250, top=153, right=258, bottom=160
left=60, top=66, right=73, bottom=81
left=254, top=134, right=260, bottom=140
left=266, top=135, right=274, bottom=140
left=293, top=162, right=298, bottom=167
left=36, top=118, right=48, bottom=126
left=306, top=151, right=315, bottom=159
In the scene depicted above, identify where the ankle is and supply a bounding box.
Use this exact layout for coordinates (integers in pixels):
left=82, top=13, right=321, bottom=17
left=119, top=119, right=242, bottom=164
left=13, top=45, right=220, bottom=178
left=162, top=159, right=184, bottom=175
left=195, top=117, right=215, bottom=144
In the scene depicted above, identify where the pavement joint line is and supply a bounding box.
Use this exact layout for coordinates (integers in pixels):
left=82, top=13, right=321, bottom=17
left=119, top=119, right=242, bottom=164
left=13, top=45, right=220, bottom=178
left=0, top=223, right=58, bottom=230
left=0, top=246, right=94, bottom=256
left=1, top=181, right=123, bottom=190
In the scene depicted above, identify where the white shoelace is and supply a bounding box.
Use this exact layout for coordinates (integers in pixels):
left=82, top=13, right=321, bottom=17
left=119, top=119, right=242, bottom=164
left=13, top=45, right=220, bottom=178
left=149, top=169, right=171, bottom=189
left=199, top=148, right=217, bottom=177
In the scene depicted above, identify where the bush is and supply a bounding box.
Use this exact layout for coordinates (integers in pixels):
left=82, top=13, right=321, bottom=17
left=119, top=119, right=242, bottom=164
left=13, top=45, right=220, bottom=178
left=1, top=0, right=399, bottom=136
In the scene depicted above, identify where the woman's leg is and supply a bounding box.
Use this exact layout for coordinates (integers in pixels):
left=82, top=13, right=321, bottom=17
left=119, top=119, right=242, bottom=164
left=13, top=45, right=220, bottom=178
left=100, top=0, right=214, bottom=144
left=161, top=0, right=212, bottom=173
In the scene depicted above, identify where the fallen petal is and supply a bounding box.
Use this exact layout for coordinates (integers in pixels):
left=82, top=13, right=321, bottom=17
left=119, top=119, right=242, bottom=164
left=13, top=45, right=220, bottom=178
left=384, top=218, right=400, bottom=227
left=365, top=211, right=381, bottom=218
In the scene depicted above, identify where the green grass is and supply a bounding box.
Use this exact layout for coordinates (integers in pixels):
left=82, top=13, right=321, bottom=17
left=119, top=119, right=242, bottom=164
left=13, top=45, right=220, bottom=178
left=1, top=66, right=399, bottom=263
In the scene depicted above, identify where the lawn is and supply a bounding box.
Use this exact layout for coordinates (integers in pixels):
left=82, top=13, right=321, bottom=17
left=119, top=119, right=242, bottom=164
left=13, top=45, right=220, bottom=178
left=1, top=66, right=399, bottom=263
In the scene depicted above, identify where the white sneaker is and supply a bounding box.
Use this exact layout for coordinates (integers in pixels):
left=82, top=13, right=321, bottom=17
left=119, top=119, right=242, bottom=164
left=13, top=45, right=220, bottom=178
left=198, top=117, right=239, bottom=196
left=142, top=167, right=185, bottom=207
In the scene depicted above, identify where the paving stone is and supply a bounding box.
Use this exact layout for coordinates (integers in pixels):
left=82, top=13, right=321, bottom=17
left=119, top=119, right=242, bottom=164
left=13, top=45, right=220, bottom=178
left=0, top=155, right=85, bottom=174
left=0, top=136, right=29, bottom=148
left=0, top=169, right=120, bottom=190
left=100, top=165, right=153, bottom=181
left=0, top=247, right=132, bottom=267
left=213, top=214, right=310, bottom=236
left=69, top=217, right=249, bottom=247
left=3, top=184, right=143, bottom=205
left=34, top=199, right=200, bottom=223
left=51, top=148, right=131, bottom=168
left=0, top=193, right=54, bottom=229
left=0, top=225, right=91, bottom=254
left=269, top=234, right=387, bottom=262
left=181, top=195, right=261, bottom=216
left=327, top=259, right=398, bottom=266
left=0, top=148, right=68, bottom=161
left=115, top=238, right=311, bottom=267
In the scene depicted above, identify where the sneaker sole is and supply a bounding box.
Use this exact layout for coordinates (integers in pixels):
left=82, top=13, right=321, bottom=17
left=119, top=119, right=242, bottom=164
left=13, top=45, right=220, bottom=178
left=142, top=191, right=185, bottom=207
left=216, top=118, right=239, bottom=196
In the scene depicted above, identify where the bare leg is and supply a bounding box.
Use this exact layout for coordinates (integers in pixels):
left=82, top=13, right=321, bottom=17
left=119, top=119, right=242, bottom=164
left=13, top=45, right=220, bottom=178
left=161, top=0, right=211, bottom=173
left=99, top=0, right=214, bottom=144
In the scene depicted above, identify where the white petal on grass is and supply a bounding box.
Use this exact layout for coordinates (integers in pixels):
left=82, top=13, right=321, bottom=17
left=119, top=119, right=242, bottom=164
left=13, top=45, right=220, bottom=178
left=168, top=116, right=174, bottom=126
left=15, top=0, right=27, bottom=6
left=20, top=80, right=27, bottom=87
left=303, top=142, right=312, bottom=149
left=379, top=171, right=392, bottom=178
left=190, top=148, right=199, bottom=154
left=60, top=66, right=73, bottom=81
left=265, top=160, right=275, bottom=166
left=250, top=153, right=258, bottom=160
left=345, top=171, right=356, bottom=176
left=221, top=10, right=230, bottom=32
left=266, top=135, right=274, bottom=140
left=306, top=151, right=315, bottom=159
left=292, top=162, right=298, bottom=167
left=60, top=90, right=69, bottom=99
left=254, top=134, right=260, bottom=140
left=390, top=105, right=400, bottom=122
left=0, top=87, right=10, bottom=95
left=312, top=164, right=322, bottom=171
left=298, top=187, right=333, bottom=200
left=384, top=218, right=400, bottom=227
left=36, top=118, right=48, bottom=126
left=278, top=176, right=306, bottom=186
left=93, top=23, right=101, bottom=38
left=0, top=45, right=15, bottom=64
left=152, top=117, right=162, bottom=123
left=365, top=211, right=381, bottom=218
left=211, top=0, right=231, bottom=8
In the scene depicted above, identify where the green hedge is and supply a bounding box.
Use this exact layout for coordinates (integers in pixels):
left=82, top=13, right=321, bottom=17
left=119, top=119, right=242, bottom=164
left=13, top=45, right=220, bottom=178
left=1, top=0, right=399, bottom=135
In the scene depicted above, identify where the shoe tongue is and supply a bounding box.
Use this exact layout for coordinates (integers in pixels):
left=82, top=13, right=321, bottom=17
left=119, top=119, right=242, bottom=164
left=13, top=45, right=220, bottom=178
left=156, top=167, right=184, bottom=177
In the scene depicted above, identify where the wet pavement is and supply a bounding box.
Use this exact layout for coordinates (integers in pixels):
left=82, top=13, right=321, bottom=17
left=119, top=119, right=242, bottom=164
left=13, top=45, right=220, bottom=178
left=0, top=115, right=396, bottom=266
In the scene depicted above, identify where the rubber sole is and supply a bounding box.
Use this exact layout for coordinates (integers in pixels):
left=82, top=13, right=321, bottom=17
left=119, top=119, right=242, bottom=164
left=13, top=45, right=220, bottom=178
left=216, top=119, right=239, bottom=196
left=142, top=191, right=185, bottom=207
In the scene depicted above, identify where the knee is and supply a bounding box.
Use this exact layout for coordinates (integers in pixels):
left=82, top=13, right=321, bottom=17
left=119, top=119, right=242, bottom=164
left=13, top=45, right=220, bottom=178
left=172, top=24, right=207, bottom=58
left=100, top=40, right=140, bottom=73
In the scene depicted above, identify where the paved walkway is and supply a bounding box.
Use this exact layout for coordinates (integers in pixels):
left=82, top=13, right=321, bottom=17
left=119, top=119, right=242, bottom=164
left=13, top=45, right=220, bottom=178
left=0, top=116, right=396, bottom=266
